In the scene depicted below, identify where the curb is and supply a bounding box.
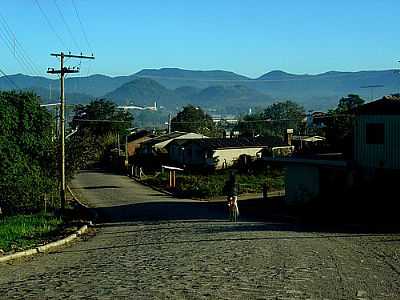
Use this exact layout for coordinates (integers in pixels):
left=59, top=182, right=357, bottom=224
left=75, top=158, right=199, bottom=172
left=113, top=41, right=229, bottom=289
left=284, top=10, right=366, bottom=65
left=131, top=176, right=174, bottom=196
left=67, top=185, right=98, bottom=221
left=0, top=224, right=89, bottom=264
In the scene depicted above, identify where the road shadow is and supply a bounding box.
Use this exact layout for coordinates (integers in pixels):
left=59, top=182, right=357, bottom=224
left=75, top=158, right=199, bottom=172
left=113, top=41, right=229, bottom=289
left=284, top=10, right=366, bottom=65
left=80, top=185, right=121, bottom=190
left=91, top=198, right=400, bottom=234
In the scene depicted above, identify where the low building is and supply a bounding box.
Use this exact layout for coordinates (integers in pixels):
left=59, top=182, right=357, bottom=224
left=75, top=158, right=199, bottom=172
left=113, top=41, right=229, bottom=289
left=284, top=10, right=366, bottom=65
left=126, top=130, right=155, bottom=157
left=139, top=132, right=208, bottom=156
left=169, top=137, right=287, bottom=169
left=354, top=95, right=400, bottom=172
left=264, top=154, right=348, bottom=205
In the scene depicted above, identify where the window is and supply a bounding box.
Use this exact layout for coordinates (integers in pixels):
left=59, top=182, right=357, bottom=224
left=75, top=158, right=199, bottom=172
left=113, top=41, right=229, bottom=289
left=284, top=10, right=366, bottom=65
left=366, top=123, right=384, bottom=144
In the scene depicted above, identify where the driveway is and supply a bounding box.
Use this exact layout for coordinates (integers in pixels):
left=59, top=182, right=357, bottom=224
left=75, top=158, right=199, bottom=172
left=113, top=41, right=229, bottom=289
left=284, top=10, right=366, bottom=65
left=0, top=170, right=399, bottom=299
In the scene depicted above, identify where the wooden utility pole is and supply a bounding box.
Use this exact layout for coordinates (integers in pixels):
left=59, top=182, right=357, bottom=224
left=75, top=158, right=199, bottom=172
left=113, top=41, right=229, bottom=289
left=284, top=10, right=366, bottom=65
left=48, top=52, right=94, bottom=213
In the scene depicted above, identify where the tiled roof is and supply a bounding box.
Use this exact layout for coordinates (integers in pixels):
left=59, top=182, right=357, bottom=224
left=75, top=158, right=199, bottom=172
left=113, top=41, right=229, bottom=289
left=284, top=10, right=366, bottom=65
left=356, top=95, right=400, bottom=115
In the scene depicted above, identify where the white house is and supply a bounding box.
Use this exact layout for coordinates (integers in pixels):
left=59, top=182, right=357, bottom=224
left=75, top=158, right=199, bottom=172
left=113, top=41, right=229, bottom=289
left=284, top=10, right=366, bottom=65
left=169, top=137, right=287, bottom=169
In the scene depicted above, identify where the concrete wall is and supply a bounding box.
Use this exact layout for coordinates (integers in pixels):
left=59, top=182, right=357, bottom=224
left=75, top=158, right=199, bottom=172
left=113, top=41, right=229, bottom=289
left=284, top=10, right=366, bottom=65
left=212, top=148, right=263, bottom=169
left=285, top=164, right=320, bottom=205
left=354, top=115, right=400, bottom=170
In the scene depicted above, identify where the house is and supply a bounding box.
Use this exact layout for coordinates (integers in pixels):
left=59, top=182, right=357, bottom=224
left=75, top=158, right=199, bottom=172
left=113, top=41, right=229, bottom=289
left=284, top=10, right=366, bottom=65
left=126, top=130, right=155, bottom=157
left=354, top=95, right=400, bottom=172
left=169, top=136, right=287, bottom=169
left=264, top=154, right=348, bottom=205
left=138, top=131, right=208, bottom=156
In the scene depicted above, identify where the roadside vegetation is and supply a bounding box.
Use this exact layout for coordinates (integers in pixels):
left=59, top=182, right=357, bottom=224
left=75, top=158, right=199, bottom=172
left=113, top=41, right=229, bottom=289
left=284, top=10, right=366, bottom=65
left=0, top=214, right=63, bottom=252
left=143, top=168, right=284, bottom=199
left=0, top=93, right=130, bottom=254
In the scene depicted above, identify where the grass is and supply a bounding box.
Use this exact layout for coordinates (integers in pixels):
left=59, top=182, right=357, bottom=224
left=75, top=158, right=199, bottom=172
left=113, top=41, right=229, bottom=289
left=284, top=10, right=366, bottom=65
left=143, top=168, right=285, bottom=199
left=0, top=213, right=63, bottom=253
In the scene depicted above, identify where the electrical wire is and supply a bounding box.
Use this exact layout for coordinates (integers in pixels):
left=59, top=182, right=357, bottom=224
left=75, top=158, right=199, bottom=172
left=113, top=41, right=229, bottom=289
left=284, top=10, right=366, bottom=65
left=34, top=0, right=68, bottom=50
left=0, top=13, right=42, bottom=76
left=71, top=0, right=92, bottom=53
left=53, top=0, right=81, bottom=52
left=0, top=66, right=19, bottom=89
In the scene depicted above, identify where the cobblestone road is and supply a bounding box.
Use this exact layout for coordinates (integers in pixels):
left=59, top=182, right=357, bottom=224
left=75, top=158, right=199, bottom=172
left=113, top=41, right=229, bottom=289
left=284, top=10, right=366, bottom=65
left=1, top=171, right=400, bottom=299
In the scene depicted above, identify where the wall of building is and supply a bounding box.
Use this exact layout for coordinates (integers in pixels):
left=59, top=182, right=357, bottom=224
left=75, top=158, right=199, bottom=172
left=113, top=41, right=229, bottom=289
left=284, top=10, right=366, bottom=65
left=285, top=164, right=320, bottom=205
left=127, top=136, right=152, bottom=157
left=354, top=115, right=400, bottom=170
left=212, top=147, right=263, bottom=169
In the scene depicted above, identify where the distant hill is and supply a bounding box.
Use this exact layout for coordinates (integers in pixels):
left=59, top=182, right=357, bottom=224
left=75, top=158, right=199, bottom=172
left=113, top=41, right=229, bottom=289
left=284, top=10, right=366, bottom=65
left=135, top=68, right=249, bottom=81
left=104, top=78, right=273, bottom=111
left=25, top=86, right=93, bottom=104
left=1, top=68, right=400, bottom=111
left=104, top=78, right=184, bottom=107
left=192, top=85, right=273, bottom=107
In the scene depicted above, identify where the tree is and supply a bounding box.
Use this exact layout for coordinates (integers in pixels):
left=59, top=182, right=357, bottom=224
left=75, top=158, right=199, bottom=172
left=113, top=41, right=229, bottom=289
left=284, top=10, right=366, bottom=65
left=237, top=101, right=305, bottom=138
left=325, top=94, right=365, bottom=156
left=171, top=105, right=219, bottom=136
left=336, top=94, right=364, bottom=113
left=0, top=91, right=57, bottom=214
left=68, top=99, right=133, bottom=172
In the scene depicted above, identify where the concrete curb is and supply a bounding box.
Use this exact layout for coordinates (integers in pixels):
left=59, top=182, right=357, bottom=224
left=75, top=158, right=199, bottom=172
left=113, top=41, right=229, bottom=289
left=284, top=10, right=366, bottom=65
left=131, top=177, right=174, bottom=197
left=67, top=185, right=98, bottom=221
left=0, top=224, right=89, bottom=264
left=67, top=185, right=91, bottom=209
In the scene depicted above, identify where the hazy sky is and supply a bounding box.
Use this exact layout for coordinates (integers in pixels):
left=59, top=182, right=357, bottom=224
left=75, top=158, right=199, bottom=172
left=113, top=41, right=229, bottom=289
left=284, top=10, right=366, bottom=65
left=1, top=0, right=399, bottom=78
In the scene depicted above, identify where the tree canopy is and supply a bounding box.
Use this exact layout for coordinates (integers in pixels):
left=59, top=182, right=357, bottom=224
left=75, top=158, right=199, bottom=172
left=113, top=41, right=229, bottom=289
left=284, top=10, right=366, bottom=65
left=237, top=101, right=305, bottom=138
left=171, top=105, right=219, bottom=136
left=0, top=91, right=56, bottom=214
left=325, top=94, right=365, bottom=156
left=68, top=99, right=133, bottom=171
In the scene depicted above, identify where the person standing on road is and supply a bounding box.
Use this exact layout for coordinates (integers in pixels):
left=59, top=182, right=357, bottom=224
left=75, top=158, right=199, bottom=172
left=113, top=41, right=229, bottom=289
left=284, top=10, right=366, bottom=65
left=224, top=171, right=239, bottom=221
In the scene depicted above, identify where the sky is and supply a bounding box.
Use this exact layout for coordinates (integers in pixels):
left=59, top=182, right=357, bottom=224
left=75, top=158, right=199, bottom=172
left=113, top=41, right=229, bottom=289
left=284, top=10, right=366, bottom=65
left=1, top=0, right=399, bottom=78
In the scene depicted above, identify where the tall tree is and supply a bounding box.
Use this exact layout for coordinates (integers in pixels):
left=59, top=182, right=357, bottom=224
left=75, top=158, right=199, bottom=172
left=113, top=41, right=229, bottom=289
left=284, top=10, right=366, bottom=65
left=171, top=105, right=219, bottom=136
left=68, top=99, right=133, bottom=170
left=237, top=101, right=305, bottom=137
left=325, top=94, right=365, bottom=156
left=0, top=91, right=56, bottom=214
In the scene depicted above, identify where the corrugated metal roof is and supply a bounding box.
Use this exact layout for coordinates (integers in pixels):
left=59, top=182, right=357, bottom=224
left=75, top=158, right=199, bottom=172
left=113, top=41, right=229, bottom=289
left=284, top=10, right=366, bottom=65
left=356, top=95, right=400, bottom=115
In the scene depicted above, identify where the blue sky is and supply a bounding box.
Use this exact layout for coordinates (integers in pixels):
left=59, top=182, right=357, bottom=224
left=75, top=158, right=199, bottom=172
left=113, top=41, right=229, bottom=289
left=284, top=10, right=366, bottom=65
left=1, top=0, right=399, bottom=78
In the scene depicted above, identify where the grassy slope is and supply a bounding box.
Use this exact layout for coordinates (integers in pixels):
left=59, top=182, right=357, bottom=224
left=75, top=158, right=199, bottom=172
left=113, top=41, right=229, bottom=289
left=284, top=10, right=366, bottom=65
left=0, top=214, right=63, bottom=252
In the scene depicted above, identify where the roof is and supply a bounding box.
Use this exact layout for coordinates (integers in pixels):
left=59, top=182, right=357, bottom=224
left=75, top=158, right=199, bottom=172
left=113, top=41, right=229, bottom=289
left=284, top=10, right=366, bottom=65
left=356, top=95, right=400, bottom=115
left=292, top=135, right=326, bottom=142
left=142, top=132, right=209, bottom=149
left=127, top=130, right=154, bottom=143
left=141, top=132, right=188, bottom=146
left=263, top=156, right=347, bottom=168
left=176, top=136, right=286, bottom=150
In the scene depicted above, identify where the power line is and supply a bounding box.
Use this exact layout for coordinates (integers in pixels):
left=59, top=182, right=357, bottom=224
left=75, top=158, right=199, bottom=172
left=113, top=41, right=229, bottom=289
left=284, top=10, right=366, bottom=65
left=0, top=28, right=37, bottom=76
left=0, top=67, right=19, bottom=89
left=34, top=0, right=68, bottom=49
left=0, top=13, right=42, bottom=76
left=53, top=0, right=81, bottom=52
left=71, top=0, right=92, bottom=52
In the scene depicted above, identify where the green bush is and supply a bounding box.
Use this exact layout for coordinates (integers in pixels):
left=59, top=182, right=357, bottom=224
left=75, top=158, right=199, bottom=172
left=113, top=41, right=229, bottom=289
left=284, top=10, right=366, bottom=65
left=0, top=91, right=58, bottom=215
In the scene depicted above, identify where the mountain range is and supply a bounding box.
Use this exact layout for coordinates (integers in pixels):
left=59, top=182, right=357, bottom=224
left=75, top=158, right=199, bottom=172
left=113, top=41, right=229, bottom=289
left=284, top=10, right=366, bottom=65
left=1, top=68, right=399, bottom=112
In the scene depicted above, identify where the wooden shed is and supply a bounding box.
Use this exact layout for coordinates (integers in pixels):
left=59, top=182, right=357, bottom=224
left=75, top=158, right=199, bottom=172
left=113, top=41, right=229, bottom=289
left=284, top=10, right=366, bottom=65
left=354, top=95, right=400, bottom=171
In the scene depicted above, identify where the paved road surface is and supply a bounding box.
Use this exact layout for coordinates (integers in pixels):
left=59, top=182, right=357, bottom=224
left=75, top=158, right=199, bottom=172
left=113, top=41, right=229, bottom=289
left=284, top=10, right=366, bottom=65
left=1, top=170, right=400, bottom=299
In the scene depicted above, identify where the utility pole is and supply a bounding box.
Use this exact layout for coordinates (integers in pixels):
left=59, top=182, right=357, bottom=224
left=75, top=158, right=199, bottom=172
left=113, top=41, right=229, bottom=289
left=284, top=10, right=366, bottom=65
left=47, top=52, right=94, bottom=213
left=168, top=113, right=172, bottom=134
